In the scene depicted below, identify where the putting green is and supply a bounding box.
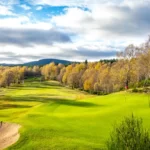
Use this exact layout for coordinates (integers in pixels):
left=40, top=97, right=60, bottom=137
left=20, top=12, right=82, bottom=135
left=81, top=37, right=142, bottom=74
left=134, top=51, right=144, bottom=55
left=0, top=79, right=149, bottom=150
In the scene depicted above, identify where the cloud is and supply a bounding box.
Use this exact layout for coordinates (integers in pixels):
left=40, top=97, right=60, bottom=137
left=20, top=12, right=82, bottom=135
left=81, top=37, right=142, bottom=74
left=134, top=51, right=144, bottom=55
left=0, top=47, right=117, bottom=64
left=59, top=48, right=117, bottom=60
left=20, top=4, right=31, bottom=10
left=0, top=5, right=15, bottom=16
left=36, top=6, right=43, bottom=10
left=0, top=0, right=19, bottom=5
left=28, top=0, right=93, bottom=6
left=0, top=40, right=119, bottom=64
left=28, top=0, right=150, bottom=7
left=2, top=1, right=149, bottom=40
left=28, top=0, right=122, bottom=7
left=0, top=28, right=71, bottom=47
left=101, top=4, right=150, bottom=37
left=0, top=16, right=54, bottom=30
left=0, top=0, right=149, bottom=63
left=75, top=48, right=117, bottom=58
left=51, top=2, right=150, bottom=40
left=0, top=51, right=42, bottom=63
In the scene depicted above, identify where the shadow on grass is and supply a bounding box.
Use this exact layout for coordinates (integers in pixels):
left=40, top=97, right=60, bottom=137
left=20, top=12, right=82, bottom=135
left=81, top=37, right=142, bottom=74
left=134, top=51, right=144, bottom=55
left=9, top=82, right=62, bottom=90
left=0, top=104, right=32, bottom=110
left=0, top=95, right=99, bottom=108
left=42, top=81, right=62, bottom=87
left=11, top=86, right=61, bottom=90
left=0, top=81, right=98, bottom=108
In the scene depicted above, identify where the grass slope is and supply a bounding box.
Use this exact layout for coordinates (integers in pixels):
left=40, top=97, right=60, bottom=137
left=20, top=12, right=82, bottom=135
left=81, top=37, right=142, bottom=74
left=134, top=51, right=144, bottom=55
left=0, top=79, right=150, bottom=150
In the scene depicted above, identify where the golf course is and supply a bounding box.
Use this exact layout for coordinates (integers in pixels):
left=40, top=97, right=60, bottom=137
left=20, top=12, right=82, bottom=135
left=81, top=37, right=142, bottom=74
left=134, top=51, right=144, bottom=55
left=0, top=78, right=150, bottom=150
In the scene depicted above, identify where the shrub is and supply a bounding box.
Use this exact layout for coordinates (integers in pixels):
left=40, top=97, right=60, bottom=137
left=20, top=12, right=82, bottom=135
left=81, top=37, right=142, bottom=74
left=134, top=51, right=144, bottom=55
left=143, top=87, right=150, bottom=93
left=107, top=115, right=150, bottom=150
left=138, top=79, right=150, bottom=87
left=132, top=88, right=138, bottom=93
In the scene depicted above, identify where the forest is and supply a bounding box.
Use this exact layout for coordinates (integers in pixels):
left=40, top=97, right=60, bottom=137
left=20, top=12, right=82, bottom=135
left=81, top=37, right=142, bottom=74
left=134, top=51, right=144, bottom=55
left=1, top=37, right=150, bottom=94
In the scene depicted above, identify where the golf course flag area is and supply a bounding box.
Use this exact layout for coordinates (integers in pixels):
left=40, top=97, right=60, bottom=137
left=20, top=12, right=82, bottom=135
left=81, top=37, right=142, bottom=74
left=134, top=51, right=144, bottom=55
left=0, top=79, right=149, bottom=150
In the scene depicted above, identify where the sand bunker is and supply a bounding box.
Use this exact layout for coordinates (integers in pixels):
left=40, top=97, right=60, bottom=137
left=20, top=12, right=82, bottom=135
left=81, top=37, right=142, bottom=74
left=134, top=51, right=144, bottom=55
left=0, top=122, right=21, bottom=150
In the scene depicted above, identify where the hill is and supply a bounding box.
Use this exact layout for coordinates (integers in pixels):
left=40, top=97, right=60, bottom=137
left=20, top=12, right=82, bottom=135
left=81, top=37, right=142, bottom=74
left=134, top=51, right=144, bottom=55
left=0, top=59, right=71, bottom=66
left=23, top=59, right=71, bottom=66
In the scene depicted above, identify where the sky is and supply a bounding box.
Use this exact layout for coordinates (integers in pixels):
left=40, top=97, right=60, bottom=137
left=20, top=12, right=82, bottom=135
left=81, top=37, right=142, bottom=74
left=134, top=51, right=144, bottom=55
left=0, top=0, right=149, bottom=64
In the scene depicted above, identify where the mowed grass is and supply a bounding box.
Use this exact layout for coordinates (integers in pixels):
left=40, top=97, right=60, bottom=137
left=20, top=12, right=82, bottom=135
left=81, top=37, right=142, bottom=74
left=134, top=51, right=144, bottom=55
left=0, top=79, right=150, bottom=150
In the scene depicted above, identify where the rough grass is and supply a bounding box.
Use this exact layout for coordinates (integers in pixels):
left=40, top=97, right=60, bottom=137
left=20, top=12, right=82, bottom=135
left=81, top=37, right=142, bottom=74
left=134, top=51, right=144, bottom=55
left=0, top=79, right=150, bottom=150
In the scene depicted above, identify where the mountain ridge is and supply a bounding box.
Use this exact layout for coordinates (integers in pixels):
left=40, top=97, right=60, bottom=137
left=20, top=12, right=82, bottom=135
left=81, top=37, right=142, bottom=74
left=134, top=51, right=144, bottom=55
left=0, top=58, right=72, bottom=66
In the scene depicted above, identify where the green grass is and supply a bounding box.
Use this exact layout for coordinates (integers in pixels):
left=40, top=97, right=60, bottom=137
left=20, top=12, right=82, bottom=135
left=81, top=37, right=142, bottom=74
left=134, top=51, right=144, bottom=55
left=0, top=79, right=150, bottom=150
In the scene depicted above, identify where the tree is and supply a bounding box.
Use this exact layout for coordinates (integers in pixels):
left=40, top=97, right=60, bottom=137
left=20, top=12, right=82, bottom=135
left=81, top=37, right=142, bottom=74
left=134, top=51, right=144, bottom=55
left=68, top=72, right=79, bottom=89
left=33, top=66, right=41, bottom=76
left=83, top=79, right=92, bottom=91
left=94, top=82, right=101, bottom=94
left=62, top=64, right=73, bottom=84
left=41, top=62, right=58, bottom=80
left=97, top=63, right=112, bottom=93
left=57, top=67, right=66, bottom=83
left=66, top=63, right=86, bottom=89
left=0, top=69, right=15, bottom=87
left=117, top=44, right=139, bottom=89
left=82, top=67, right=97, bottom=92
left=107, top=115, right=150, bottom=150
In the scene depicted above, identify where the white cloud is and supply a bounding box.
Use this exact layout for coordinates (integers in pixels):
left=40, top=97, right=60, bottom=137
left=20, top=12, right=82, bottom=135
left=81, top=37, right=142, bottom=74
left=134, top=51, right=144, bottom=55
left=36, top=6, right=43, bottom=10
left=28, top=0, right=150, bottom=7
left=52, top=8, right=93, bottom=29
left=0, top=40, right=119, bottom=64
left=0, top=0, right=149, bottom=63
left=0, top=0, right=19, bottom=5
left=122, top=0, right=150, bottom=8
left=0, top=5, right=15, bottom=15
left=0, top=16, right=53, bottom=29
left=29, top=0, right=90, bottom=6
left=28, top=0, right=122, bottom=7
left=20, top=4, right=31, bottom=10
left=52, top=2, right=150, bottom=41
left=0, top=16, right=30, bottom=28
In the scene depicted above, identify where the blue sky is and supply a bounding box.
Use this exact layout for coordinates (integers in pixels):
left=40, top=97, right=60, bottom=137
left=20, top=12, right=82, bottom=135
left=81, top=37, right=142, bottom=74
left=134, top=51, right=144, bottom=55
left=0, top=0, right=149, bottom=63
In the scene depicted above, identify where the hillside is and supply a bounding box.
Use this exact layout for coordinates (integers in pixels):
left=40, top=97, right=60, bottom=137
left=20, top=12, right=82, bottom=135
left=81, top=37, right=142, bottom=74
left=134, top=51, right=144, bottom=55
left=0, top=59, right=71, bottom=66
left=23, top=59, right=71, bottom=66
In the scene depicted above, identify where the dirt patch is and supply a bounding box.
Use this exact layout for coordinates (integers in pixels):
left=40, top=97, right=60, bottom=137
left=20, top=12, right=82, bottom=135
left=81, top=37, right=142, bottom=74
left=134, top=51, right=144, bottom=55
left=0, top=122, right=21, bottom=150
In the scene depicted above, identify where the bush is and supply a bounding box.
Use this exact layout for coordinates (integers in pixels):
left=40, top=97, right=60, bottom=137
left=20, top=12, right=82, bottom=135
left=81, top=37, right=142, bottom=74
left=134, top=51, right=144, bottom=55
left=143, top=87, right=150, bottom=93
left=138, top=79, right=150, bottom=87
left=132, top=88, right=138, bottom=93
left=107, top=115, right=150, bottom=150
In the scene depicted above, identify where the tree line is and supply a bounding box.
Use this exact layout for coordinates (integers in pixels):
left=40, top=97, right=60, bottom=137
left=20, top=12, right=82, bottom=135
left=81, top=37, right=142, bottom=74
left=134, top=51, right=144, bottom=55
left=41, top=36, right=150, bottom=94
left=0, top=66, right=41, bottom=87
left=1, top=36, right=150, bottom=94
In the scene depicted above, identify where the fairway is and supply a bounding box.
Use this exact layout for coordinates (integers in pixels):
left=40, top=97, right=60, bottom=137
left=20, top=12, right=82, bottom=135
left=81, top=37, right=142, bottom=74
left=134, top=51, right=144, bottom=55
left=0, top=79, right=150, bottom=150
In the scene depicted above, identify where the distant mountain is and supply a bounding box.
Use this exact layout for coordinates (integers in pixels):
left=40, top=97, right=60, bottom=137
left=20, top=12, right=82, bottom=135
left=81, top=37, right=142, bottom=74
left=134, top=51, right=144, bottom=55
left=23, top=59, right=71, bottom=66
left=0, top=63, right=15, bottom=66
left=0, top=59, right=72, bottom=66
